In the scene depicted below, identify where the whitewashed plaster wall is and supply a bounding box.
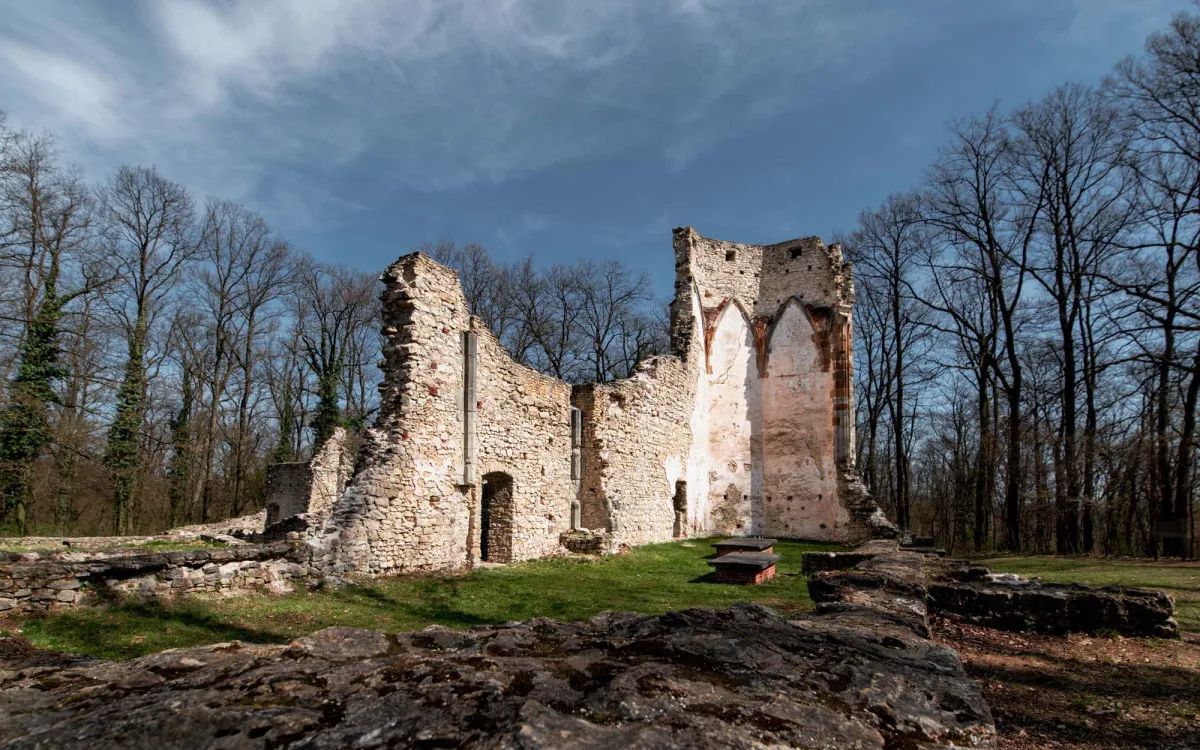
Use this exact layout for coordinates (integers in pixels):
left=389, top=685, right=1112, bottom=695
left=761, top=301, right=847, bottom=540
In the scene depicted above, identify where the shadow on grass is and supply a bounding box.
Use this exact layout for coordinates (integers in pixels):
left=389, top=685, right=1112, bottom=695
left=25, top=600, right=292, bottom=659
left=329, top=580, right=508, bottom=629
left=971, top=653, right=1200, bottom=750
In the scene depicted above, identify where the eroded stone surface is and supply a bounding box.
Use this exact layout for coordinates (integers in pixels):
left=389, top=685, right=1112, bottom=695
left=803, top=544, right=1180, bottom=639
left=927, top=577, right=1178, bottom=638
left=0, top=603, right=994, bottom=749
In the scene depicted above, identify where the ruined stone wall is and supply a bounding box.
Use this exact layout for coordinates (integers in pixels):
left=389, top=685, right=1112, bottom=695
left=263, top=428, right=352, bottom=529
left=314, top=227, right=886, bottom=576
left=0, top=542, right=309, bottom=615
left=313, top=254, right=574, bottom=574
left=314, top=254, right=474, bottom=575
left=668, top=227, right=869, bottom=542
left=574, top=356, right=695, bottom=547
left=471, top=322, right=575, bottom=562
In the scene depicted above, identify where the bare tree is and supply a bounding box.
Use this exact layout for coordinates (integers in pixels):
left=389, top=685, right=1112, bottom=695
left=99, top=166, right=196, bottom=535
left=849, top=192, right=930, bottom=530
left=1111, top=11, right=1200, bottom=556
left=0, top=127, right=102, bottom=533
left=1012, top=82, right=1135, bottom=552
left=293, top=260, right=377, bottom=450
left=924, top=110, right=1043, bottom=551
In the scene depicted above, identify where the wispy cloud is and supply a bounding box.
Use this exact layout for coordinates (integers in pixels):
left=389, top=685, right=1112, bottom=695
left=1, top=0, right=1161, bottom=241
left=1, top=2, right=908, bottom=215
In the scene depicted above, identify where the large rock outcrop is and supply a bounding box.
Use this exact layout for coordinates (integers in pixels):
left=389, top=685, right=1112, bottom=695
left=0, top=601, right=994, bottom=748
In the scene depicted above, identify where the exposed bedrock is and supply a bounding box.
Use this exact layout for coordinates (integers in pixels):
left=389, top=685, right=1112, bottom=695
left=927, top=574, right=1178, bottom=639
left=805, top=545, right=1179, bottom=639
left=0, top=600, right=995, bottom=749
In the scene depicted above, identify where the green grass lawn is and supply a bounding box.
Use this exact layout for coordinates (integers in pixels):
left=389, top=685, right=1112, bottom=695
left=2, top=538, right=835, bottom=660
left=977, top=555, right=1200, bottom=633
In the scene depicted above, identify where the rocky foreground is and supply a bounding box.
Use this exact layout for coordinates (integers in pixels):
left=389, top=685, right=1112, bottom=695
left=0, top=600, right=994, bottom=749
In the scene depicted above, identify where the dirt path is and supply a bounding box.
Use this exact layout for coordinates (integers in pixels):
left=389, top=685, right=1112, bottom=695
left=935, top=619, right=1200, bottom=750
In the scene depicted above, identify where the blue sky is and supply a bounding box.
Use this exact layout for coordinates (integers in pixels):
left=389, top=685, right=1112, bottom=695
left=1, top=0, right=1191, bottom=299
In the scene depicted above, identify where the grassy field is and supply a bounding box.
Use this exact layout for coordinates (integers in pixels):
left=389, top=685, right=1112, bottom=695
left=978, top=555, right=1200, bottom=633
left=1, top=538, right=835, bottom=660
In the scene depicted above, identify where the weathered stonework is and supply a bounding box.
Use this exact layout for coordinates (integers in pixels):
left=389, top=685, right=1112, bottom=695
left=0, top=542, right=309, bottom=615
left=312, top=228, right=892, bottom=575
left=0, top=601, right=996, bottom=748
left=311, top=256, right=576, bottom=575
left=263, top=427, right=353, bottom=531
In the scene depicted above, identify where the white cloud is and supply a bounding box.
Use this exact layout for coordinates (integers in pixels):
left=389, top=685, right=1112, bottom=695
left=5, top=0, right=1155, bottom=238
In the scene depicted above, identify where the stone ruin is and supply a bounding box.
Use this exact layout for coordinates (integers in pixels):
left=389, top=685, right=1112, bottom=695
left=262, top=427, right=354, bottom=534
left=305, top=227, right=895, bottom=576
left=0, top=229, right=1184, bottom=747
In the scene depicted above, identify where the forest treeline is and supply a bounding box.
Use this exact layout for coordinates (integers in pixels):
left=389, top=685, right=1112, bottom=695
left=0, top=123, right=667, bottom=537
left=848, top=10, right=1200, bottom=557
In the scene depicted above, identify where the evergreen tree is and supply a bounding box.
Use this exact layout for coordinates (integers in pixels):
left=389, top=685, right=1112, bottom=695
left=0, top=275, right=64, bottom=533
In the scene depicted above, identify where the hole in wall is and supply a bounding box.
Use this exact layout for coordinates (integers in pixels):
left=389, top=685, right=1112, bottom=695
left=790, top=248, right=802, bottom=259
left=725, top=250, right=736, bottom=261
left=807, top=265, right=812, bottom=271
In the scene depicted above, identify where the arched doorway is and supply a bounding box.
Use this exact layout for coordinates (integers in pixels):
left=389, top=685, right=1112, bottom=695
left=480, top=472, right=515, bottom=563
left=672, top=481, right=688, bottom=538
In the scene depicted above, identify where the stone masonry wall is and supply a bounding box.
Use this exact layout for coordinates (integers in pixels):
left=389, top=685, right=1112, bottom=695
left=668, top=227, right=878, bottom=543
left=0, top=542, right=309, bottom=615
left=264, top=428, right=353, bottom=529
left=312, top=254, right=473, bottom=575
left=471, top=321, right=575, bottom=562
left=312, top=254, right=575, bottom=574
left=574, top=356, right=695, bottom=547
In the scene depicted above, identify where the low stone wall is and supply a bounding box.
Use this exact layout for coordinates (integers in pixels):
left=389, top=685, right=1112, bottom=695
left=0, top=542, right=310, bottom=615
left=803, top=545, right=1179, bottom=639
left=558, top=529, right=610, bottom=554
left=927, top=577, right=1177, bottom=638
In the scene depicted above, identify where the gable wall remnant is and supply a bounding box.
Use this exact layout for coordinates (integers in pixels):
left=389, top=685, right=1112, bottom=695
left=312, top=227, right=891, bottom=576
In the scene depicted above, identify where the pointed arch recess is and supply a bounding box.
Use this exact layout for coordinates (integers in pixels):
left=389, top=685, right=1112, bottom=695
left=701, top=297, right=755, bottom=375
left=764, top=296, right=837, bottom=373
